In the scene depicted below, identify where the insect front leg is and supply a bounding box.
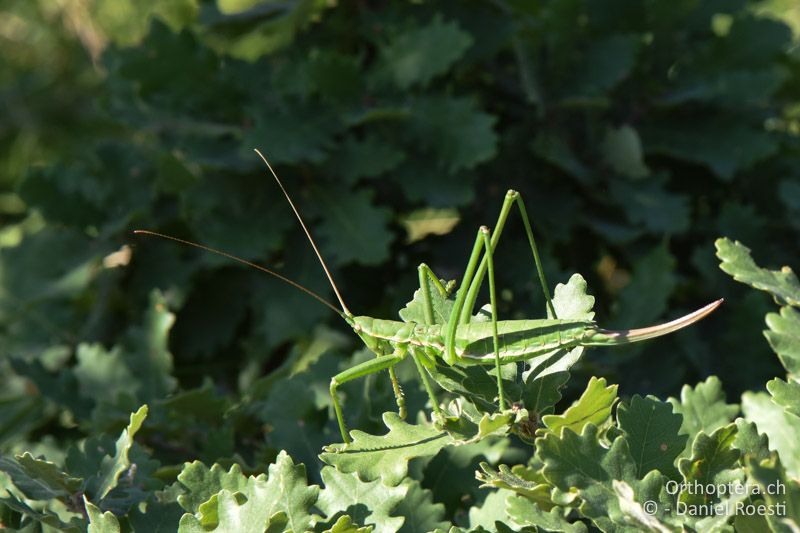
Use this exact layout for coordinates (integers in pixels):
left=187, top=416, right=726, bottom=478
left=329, top=350, right=407, bottom=444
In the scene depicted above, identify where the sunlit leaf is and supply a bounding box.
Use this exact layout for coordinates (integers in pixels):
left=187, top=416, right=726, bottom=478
left=0, top=452, right=81, bottom=501
left=716, top=238, right=800, bottom=307
left=85, top=496, right=121, bottom=533
left=476, top=463, right=551, bottom=505
left=539, top=377, right=618, bottom=438
left=174, top=462, right=248, bottom=514
left=394, top=478, right=449, bottom=533
left=400, top=208, right=461, bottom=244
left=521, top=274, right=595, bottom=423
left=742, top=391, right=800, bottom=478
left=73, top=344, right=138, bottom=404
left=466, top=488, right=510, bottom=530
left=320, top=413, right=452, bottom=486
left=765, top=306, right=800, bottom=375
left=745, top=453, right=800, bottom=532
left=548, top=273, right=595, bottom=322
left=731, top=419, right=771, bottom=463
left=179, top=452, right=317, bottom=532
left=668, top=376, right=739, bottom=457
left=315, top=466, right=405, bottom=533
left=398, top=274, right=455, bottom=325
left=612, top=480, right=676, bottom=533
left=94, top=405, right=148, bottom=500
left=123, top=291, right=177, bottom=402
left=767, top=377, right=800, bottom=418
left=319, top=514, right=374, bottom=533
left=537, top=424, right=660, bottom=531
left=0, top=492, right=84, bottom=532
left=677, top=424, right=742, bottom=507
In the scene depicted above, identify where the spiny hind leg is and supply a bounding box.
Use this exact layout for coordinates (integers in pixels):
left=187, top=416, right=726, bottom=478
left=460, top=190, right=556, bottom=322
left=506, top=190, right=556, bottom=318
left=445, top=190, right=556, bottom=410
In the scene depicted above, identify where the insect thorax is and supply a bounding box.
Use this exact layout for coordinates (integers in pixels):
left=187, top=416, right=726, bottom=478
left=351, top=316, right=421, bottom=355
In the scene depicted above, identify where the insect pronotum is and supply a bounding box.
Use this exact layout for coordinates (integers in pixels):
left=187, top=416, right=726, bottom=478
left=135, top=149, right=723, bottom=444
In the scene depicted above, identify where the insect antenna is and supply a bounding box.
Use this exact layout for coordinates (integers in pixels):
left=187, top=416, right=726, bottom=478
left=132, top=230, right=343, bottom=315
left=254, top=148, right=352, bottom=317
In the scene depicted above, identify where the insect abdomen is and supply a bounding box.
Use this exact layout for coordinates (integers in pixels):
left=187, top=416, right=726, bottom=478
left=456, top=319, right=595, bottom=363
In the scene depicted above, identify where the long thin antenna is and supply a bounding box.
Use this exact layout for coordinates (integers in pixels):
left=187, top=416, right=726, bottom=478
left=132, top=230, right=343, bottom=315
left=254, top=148, right=352, bottom=317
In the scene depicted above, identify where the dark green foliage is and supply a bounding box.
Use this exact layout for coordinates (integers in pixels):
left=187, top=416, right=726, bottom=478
left=2, top=0, right=800, bottom=531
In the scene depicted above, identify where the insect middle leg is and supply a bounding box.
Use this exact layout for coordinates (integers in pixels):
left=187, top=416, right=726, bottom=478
left=444, top=226, right=505, bottom=408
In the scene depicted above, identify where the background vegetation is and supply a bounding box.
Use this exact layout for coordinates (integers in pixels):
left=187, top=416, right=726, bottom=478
left=1, top=0, right=799, bottom=531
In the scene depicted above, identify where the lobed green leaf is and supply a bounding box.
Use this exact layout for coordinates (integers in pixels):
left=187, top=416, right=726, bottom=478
left=716, top=238, right=800, bottom=307
left=378, top=16, right=473, bottom=90
left=315, top=466, right=405, bottom=533
left=85, top=496, right=122, bottom=533
left=537, top=424, right=643, bottom=531
left=742, top=392, right=800, bottom=479
left=765, top=306, right=800, bottom=376
left=617, top=395, right=686, bottom=480
left=745, top=453, right=800, bottom=533
left=174, top=462, right=248, bottom=514
left=677, top=424, right=742, bottom=507
left=506, top=494, right=587, bottom=532
left=539, top=377, right=618, bottom=438
left=320, top=413, right=452, bottom=487
left=767, top=378, right=800, bottom=418
left=668, top=376, right=739, bottom=458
